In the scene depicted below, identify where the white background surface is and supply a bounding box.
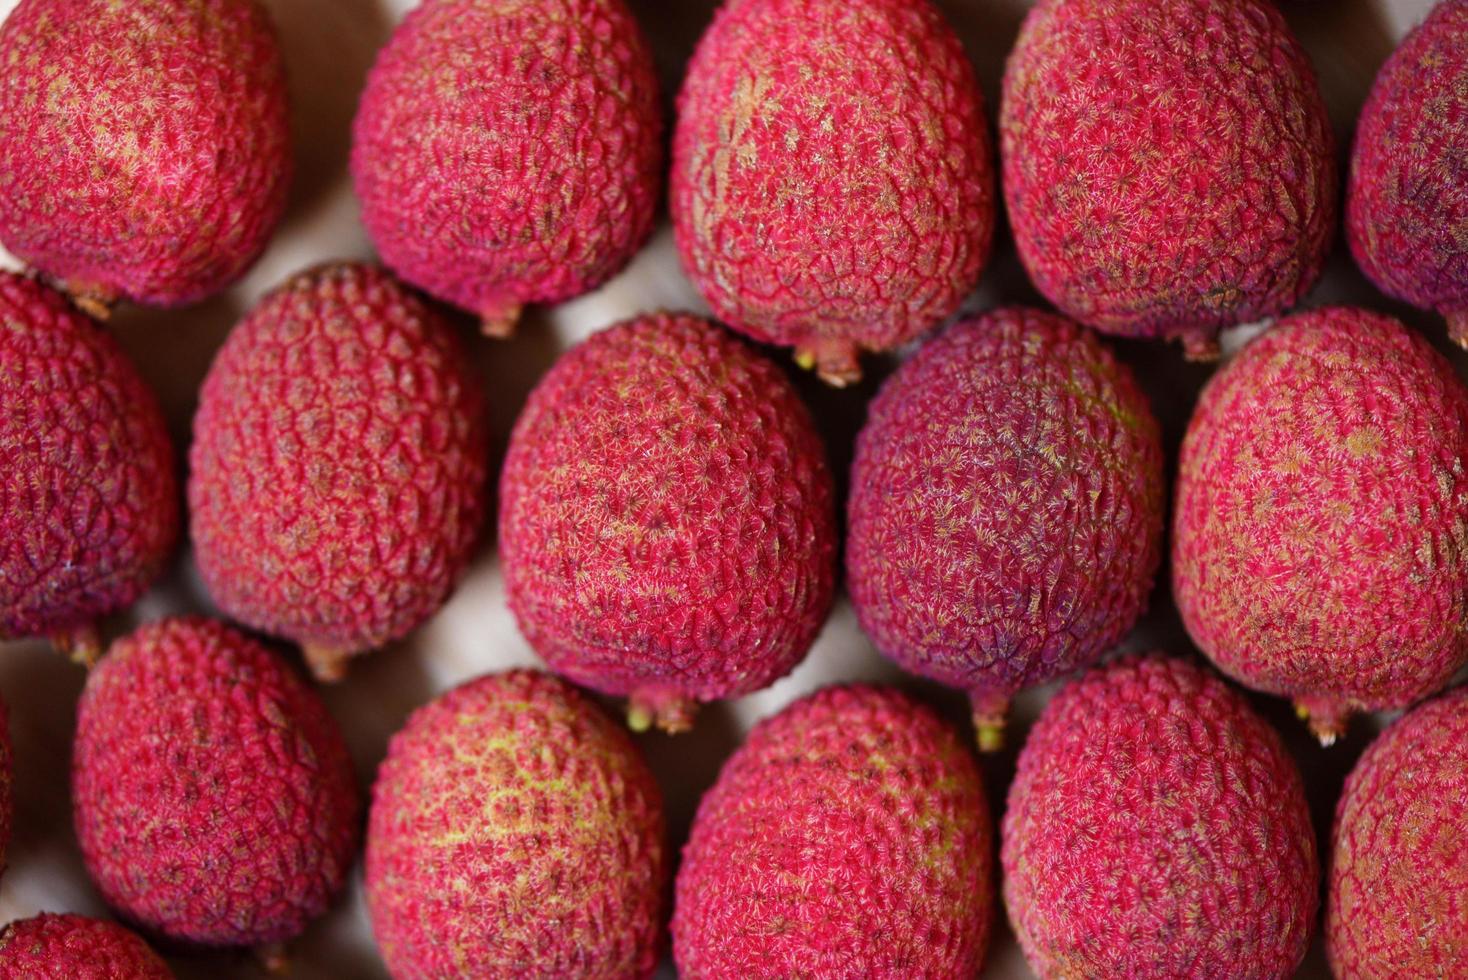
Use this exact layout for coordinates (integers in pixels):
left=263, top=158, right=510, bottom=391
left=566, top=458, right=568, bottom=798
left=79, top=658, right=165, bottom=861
left=0, top=0, right=1452, bottom=976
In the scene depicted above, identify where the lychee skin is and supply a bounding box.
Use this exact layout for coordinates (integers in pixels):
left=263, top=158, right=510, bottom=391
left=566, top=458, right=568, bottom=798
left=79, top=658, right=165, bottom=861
left=0, top=0, right=290, bottom=312
left=72, top=617, right=360, bottom=948
left=673, top=685, right=993, bottom=978
left=0, top=914, right=173, bottom=979
left=1001, top=0, right=1335, bottom=358
left=1347, top=0, right=1468, bottom=345
left=500, top=313, right=836, bottom=732
left=365, top=670, right=665, bottom=980
left=1002, top=655, right=1318, bottom=979
left=1326, top=685, right=1468, bottom=979
left=351, top=0, right=661, bottom=335
left=1173, top=308, right=1468, bottom=741
left=847, top=308, right=1164, bottom=741
left=0, top=273, right=177, bottom=654
left=189, top=263, right=488, bottom=680
left=671, top=0, right=995, bottom=385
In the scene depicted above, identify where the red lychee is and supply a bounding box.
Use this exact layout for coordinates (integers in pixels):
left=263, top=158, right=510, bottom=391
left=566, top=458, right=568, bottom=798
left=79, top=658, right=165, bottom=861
left=188, top=263, right=488, bottom=680
left=671, top=0, right=995, bottom=385
left=499, top=313, right=836, bottom=732
left=0, top=272, right=176, bottom=661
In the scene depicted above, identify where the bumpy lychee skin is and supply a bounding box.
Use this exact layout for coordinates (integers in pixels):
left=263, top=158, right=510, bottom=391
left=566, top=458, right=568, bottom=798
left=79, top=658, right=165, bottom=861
left=0, top=273, right=176, bottom=660
left=366, top=670, right=665, bottom=980
left=351, top=0, right=661, bottom=337
left=1003, top=655, right=1318, bottom=979
left=1326, top=685, right=1468, bottom=978
left=673, top=685, right=992, bottom=978
left=0, top=0, right=290, bottom=314
left=1347, top=0, right=1468, bottom=346
left=1173, top=308, right=1468, bottom=742
left=500, top=313, right=836, bottom=732
left=847, top=308, right=1164, bottom=749
left=72, top=617, right=360, bottom=948
left=0, top=914, right=173, bottom=979
left=1001, top=0, right=1335, bottom=358
left=189, top=263, right=488, bottom=681
left=672, top=0, right=995, bottom=386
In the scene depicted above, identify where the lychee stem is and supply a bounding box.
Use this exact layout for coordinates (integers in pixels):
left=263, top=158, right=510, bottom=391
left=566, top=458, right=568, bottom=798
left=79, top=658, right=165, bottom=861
left=971, top=691, right=1011, bottom=754
left=794, top=337, right=862, bottom=388
left=255, top=942, right=289, bottom=974
left=627, top=687, right=697, bottom=735
left=1179, top=327, right=1222, bottom=362
left=480, top=301, right=524, bottom=339
left=1294, top=697, right=1349, bottom=747
left=50, top=623, right=101, bottom=667
left=302, top=643, right=352, bottom=683
left=1446, top=309, right=1468, bottom=350
left=58, top=279, right=117, bottom=321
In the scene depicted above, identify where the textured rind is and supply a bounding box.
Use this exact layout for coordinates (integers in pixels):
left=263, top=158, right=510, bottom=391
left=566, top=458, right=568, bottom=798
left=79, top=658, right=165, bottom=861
left=1326, top=685, right=1468, bottom=978
left=351, top=0, right=662, bottom=323
left=673, top=685, right=993, bottom=978
left=1002, top=655, right=1318, bottom=979
left=72, top=617, right=360, bottom=946
left=0, top=273, right=177, bottom=641
left=0, top=0, right=290, bottom=307
left=365, top=670, right=666, bottom=980
left=0, top=913, right=173, bottom=979
left=1346, top=0, right=1468, bottom=325
left=1173, top=308, right=1468, bottom=715
left=1001, top=0, right=1335, bottom=347
left=671, top=0, right=995, bottom=361
left=499, top=313, right=836, bottom=706
left=847, top=308, right=1164, bottom=704
left=189, top=263, right=488, bottom=660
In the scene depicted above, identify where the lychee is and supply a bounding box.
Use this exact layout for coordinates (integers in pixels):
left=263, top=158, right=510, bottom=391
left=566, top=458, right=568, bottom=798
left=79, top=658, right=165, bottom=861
left=847, top=308, right=1164, bottom=749
left=1326, top=684, right=1468, bottom=978
left=0, top=272, right=176, bottom=660
left=1001, top=0, right=1335, bottom=358
left=1347, top=0, right=1468, bottom=345
left=1173, top=307, right=1468, bottom=741
left=72, top=617, right=360, bottom=948
left=672, top=684, right=993, bottom=978
left=0, top=913, right=173, bottom=978
left=671, top=0, right=995, bottom=385
left=351, top=0, right=662, bottom=336
left=0, top=0, right=291, bottom=314
left=365, top=669, right=665, bottom=979
left=189, top=263, right=488, bottom=681
left=499, top=313, right=836, bottom=732
left=1002, top=655, right=1318, bottom=978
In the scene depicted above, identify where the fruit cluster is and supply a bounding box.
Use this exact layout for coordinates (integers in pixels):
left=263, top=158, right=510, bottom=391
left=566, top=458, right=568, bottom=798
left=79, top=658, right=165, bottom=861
left=0, top=0, right=1464, bottom=977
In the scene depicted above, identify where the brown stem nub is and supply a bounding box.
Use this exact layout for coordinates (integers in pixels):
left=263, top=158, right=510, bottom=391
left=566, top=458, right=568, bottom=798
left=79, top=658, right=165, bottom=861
left=627, top=687, right=697, bottom=735
left=59, top=280, right=118, bottom=321
left=302, top=643, right=352, bottom=683
left=480, top=302, right=524, bottom=339
left=255, top=942, right=289, bottom=974
left=970, top=690, right=1011, bottom=754
left=1446, top=309, right=1468, bottom=350
left=1178, top=327, right=1222, bottom=363
left=51, top=623, right=102, bottom=667
left=794, top=337, right=862, bottom=388
left=1294, top=697, right=1349, bottom=747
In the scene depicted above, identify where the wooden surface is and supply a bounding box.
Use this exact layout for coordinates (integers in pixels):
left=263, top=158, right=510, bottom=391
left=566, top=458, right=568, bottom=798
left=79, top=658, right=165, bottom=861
left=0, top=0, right=1449, bottom=976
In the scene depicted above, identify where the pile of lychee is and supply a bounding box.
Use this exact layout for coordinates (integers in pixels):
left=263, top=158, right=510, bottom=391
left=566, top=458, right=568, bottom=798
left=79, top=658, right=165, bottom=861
left=0, top=0, right=1464, bottom=977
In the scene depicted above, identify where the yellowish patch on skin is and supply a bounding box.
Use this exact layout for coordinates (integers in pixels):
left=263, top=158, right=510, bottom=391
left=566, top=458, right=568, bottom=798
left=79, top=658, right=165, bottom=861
left=1344, top=426, right=1384, bottom=458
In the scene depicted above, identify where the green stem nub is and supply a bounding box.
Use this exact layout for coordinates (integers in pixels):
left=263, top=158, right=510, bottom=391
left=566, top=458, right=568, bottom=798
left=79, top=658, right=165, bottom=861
left=1446, top=309, right=1468, bottom=351
left=51, top=623, right=101, bottom=668
left=971, top=691, right=1012, bottom=754
left=627, top=687, right=697, bottom=735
